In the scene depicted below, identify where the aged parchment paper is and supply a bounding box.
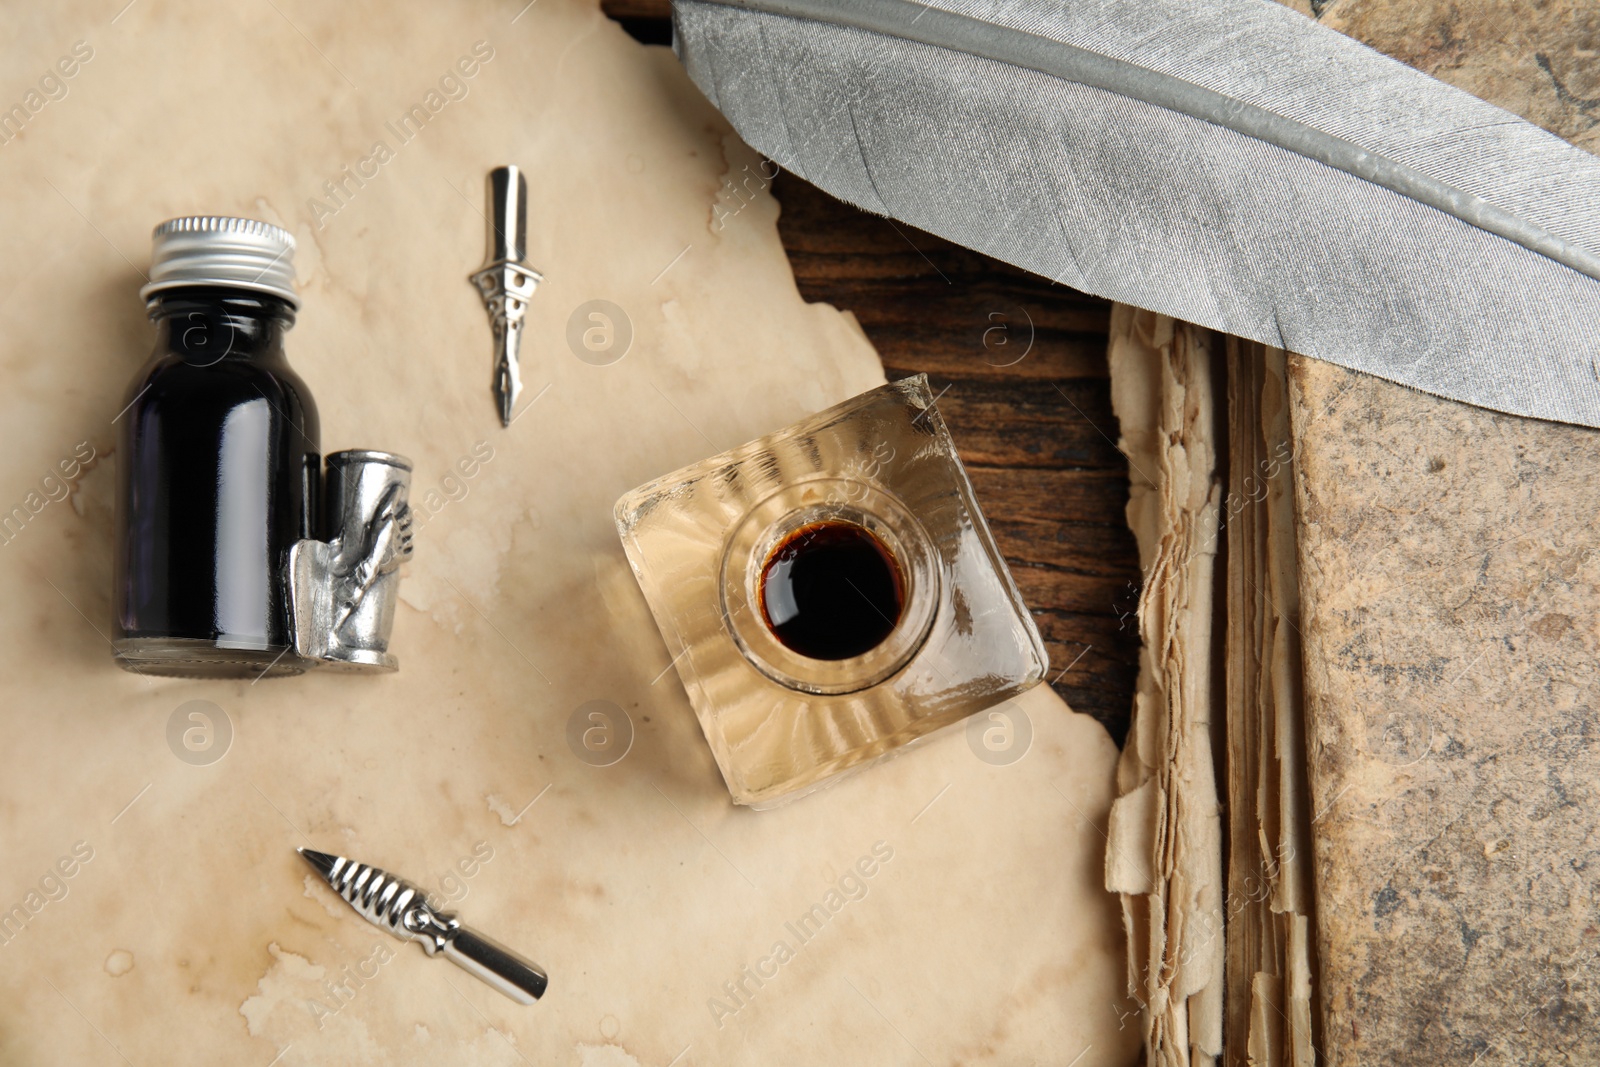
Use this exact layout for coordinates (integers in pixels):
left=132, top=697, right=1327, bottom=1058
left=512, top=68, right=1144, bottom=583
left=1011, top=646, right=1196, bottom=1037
left=0, top=2, right=1136, bottom=1064
left=1223, top=340, right=1314, bottom=1067
left=1105, top=309, right=1224, bottom=1067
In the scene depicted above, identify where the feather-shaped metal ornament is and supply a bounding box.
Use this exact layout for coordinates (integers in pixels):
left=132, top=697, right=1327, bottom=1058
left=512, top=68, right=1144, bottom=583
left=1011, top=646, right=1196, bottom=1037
left=672, top=0, right=1600, bottom=428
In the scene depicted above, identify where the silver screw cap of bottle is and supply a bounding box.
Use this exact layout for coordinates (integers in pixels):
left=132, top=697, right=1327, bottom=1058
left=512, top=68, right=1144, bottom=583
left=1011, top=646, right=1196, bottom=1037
left=140, top=216, right=299, bottom=308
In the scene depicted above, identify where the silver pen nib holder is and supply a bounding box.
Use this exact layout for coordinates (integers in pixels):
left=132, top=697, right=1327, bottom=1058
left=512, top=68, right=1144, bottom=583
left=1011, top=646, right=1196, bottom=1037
left=289, top=450, right=415, bottom=672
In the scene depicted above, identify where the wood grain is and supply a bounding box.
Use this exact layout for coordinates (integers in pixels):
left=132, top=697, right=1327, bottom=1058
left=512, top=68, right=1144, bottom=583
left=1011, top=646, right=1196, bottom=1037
left=772, top=174, right=1140, bottom=740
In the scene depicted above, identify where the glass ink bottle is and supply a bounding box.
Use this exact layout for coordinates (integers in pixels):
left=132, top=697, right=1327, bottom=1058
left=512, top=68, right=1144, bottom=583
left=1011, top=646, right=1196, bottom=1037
left=113, top=217, right=320, bottom=677
left=615, top=375, right=1048, bottom=806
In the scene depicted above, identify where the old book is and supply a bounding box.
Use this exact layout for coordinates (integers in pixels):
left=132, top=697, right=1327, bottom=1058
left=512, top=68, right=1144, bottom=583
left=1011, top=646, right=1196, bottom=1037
left=1105, top=307, right=1225, bottom=1067
left=1107, top=319, right=1320, bottom=1067
left=1289, top=356, right=1600, bottom=1064
left=1224, top=340, right=1316, bottom=1067
left=1108, top=3, right=1600, bottom=1064
left=1286, top=2, right=1600, bottom=1063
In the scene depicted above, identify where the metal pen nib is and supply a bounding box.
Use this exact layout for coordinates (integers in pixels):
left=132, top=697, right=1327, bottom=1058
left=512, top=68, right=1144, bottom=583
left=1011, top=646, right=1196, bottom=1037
left=469, top=165, right=543, bottom=427
left=297, top=847, right=548, bottom=1004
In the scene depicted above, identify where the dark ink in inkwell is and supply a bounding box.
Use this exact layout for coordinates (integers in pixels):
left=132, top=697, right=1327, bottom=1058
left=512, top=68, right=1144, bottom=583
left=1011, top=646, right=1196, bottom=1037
left=758, top=520, right=904, bottom=660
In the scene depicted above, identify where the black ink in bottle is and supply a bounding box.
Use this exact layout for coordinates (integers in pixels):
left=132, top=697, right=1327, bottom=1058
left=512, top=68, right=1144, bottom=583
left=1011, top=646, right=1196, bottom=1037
left=113, top=217, right=319, bottom=677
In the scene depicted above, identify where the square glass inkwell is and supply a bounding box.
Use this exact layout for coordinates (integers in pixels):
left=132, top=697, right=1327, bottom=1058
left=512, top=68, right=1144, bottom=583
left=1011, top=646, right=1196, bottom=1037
left=615, top=375, right=1047, bottom=806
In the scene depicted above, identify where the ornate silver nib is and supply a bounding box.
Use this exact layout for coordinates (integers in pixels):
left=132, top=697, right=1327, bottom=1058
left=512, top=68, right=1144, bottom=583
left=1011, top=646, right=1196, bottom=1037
left=298, top=847, right=548, bottom=1005
left=469, top=165, right=543, bottom=427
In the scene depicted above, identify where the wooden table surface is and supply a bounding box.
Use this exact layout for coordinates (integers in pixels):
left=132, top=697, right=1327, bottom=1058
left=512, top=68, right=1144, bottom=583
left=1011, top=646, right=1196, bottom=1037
left=604, top=2, right=1141, bottom=743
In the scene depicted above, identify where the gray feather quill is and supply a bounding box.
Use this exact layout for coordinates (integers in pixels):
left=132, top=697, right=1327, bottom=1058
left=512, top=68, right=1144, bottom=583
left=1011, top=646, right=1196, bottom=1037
left=673, top=0, right=1600, bottom=428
